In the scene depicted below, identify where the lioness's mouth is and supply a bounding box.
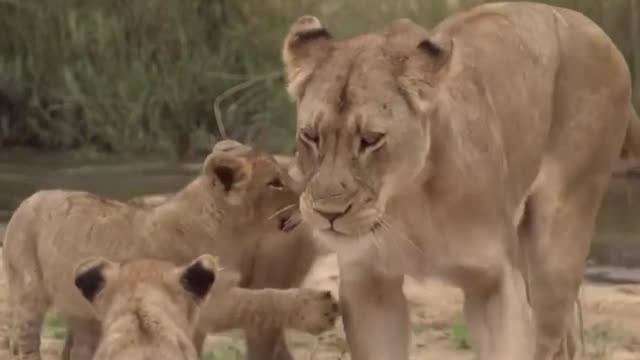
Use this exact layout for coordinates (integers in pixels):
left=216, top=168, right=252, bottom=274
left=318, top=227, right=350, bottom=237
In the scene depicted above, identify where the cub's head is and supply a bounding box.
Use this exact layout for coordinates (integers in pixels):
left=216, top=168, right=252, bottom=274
left=202, top=140, right=303, bottom=234
left=73, top=255, right=221, bottom=329
left=282, top=17, right=452, bottom=248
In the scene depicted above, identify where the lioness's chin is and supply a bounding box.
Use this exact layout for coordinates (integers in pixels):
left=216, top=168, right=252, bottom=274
left=312, top=228, right=373, bottom=254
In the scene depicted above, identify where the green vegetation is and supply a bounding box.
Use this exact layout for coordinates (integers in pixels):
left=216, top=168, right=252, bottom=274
left=450, top=320, right=471, bottom=350
left=41, top=312, right=67, bottom=340
left=585, top=321, right=640, bottom=359
left=201, top=346, right=244, bottom=360
left=0, top=0, right=637, bottom=157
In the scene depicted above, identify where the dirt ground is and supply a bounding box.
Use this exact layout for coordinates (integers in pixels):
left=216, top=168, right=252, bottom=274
left=1, top=250, right=639, bottom=360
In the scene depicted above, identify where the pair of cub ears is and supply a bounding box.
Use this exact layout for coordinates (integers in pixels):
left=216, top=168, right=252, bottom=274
left=282, top=16, right=453, bottom=107
left=73, top=254, right=221, bottom=304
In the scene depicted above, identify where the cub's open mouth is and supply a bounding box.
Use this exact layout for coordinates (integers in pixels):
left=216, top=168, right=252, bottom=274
left=370, top=221, right=383, bottom=232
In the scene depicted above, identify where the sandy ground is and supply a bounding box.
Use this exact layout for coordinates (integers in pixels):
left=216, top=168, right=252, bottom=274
left=0, top=250, right=638, bottom=360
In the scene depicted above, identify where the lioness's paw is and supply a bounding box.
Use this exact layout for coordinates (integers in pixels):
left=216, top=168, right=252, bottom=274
left=291, top=289, right=339, bottom=334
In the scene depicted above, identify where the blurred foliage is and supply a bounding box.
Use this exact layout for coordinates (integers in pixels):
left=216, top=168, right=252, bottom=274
left=0, top=0, right=637, bottom=157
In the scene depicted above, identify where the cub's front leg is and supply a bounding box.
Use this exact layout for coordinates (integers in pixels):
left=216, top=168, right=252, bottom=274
left=59, top=318, right=100, bottom=360
left=201, top=287, right=340, bottom=334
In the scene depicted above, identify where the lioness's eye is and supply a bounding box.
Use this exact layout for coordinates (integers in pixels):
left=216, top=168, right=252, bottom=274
left=359, top=131, right=385, bottom=153
left=299, top=129, right=319, bottom=146
left=267, top=178, right=284, bottom=190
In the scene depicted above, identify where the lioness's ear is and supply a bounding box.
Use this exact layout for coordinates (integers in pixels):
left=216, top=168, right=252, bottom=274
left=417, top=33, right=452, bottom=67
left=74, top=257, right=118, bottom=303
left=397, top=32, right=453, bottom=113
left=203, top=152, right=252, bottom=205
left=178, top=254, right=220, bottom=301
left=283, top=16, right=333, bottom=99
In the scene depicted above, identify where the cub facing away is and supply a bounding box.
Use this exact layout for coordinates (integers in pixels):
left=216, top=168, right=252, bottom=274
left=72, top=254, right=221, bottom=360
left=2, top=140, right=338, bottom=360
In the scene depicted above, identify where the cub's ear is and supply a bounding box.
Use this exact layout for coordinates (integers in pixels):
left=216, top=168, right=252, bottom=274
left=273, top=154, right=293, bottom=170
left=178, top=254, right=220, bottom=301
left=73, top=257, right=119, bottom=303
left=212, top=139, right=252, bottom=157
left=203, top=152, right=252, bottom=205
left=274, top=154, right=305, bottom=194
left=282, top=16, right=333, bottom=99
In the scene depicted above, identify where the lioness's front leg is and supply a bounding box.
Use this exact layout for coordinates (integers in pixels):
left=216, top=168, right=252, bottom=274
left=462, top=262, right=534, bottom=360
left=453, top=223, right=534, bottom=360
left=338, top=255, right=409, bottom=360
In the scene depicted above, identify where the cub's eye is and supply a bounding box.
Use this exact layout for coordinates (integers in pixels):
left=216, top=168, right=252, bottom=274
left=267, top=177, right=285, bottom=190
left=359, top=131, right=386, bottom=153
left=299, top=129, right=320, bottom=146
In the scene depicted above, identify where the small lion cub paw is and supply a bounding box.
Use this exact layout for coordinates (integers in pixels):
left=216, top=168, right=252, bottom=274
left=290, top=289, right=340, bottom=334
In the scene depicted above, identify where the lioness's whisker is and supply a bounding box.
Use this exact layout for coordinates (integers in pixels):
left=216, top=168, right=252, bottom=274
left=376, top=218, right=402, bottom=255
left=379, top=214, right=426, bottom=256
left=267, top=203, right=297, bottom=220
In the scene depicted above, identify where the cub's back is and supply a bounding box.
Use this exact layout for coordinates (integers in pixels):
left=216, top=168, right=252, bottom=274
left=3, top=189, right=142, bottom=316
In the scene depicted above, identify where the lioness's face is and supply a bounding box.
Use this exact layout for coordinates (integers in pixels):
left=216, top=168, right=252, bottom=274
left=282, top=17, right=451, bottom=245
left=204, top=140, right=302, bottom=233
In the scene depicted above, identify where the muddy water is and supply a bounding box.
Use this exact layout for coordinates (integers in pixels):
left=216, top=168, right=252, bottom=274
left=0, top=151, right=639, bottom=267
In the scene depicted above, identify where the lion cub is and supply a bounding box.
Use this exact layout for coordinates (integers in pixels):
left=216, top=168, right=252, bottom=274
left=73, top=254, right=221, bottom=360
left=2, top=140, right=338, bottom=360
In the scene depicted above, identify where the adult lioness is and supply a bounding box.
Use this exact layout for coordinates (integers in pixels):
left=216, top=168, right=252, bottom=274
left=2, top=140, right=338, bottom=360
left=282, top=2, right=640, bottom=360
left=72, top=255, right=221, bottom=360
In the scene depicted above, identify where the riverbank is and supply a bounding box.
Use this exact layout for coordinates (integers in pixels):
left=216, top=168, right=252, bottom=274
left=1, top=251, right=638, bottom=360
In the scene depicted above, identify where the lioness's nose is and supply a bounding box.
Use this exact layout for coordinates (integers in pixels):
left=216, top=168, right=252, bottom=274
left=315, top=204, right=352, bottom=224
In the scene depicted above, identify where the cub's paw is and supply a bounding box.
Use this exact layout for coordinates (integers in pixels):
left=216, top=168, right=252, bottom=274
left=290, top=289, right=340, bottom=334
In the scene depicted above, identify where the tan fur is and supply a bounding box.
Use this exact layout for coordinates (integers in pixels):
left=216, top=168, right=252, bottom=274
left=283, top=2, right=639, bottom=360
left=73, top=255, right=221, bottom=360
left=2, top=140, right=338, bottom=360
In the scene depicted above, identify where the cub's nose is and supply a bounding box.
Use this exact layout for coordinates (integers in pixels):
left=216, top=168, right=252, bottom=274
left=314, top=204, right=352, bottom=224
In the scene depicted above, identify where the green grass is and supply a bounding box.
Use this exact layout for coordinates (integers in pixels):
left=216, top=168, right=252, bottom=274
left=41, top=312, right=67, bottom=340
left=201, top=348, right=243, bottom=360
left=450, top=320, right=471, bottom=350
left=585, top=321, right=639, bottom=358
left=444, top=319, right=640, bottom=357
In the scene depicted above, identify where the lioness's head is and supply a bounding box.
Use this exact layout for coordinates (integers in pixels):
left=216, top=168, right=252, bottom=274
left=282, top=17, right=451, bottom=247
left=202, top=140, right=302, bottom=233
left=73, top=254, right=220, bottom=329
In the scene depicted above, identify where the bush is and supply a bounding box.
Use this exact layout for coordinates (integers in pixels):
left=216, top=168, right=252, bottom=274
left=0, top=0, right=637, bottom=156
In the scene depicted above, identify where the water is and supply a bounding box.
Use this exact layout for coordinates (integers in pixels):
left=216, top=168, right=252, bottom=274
left=0, top=150, right=198, bottom=223
left=0, top=151, right=638, bottom=267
